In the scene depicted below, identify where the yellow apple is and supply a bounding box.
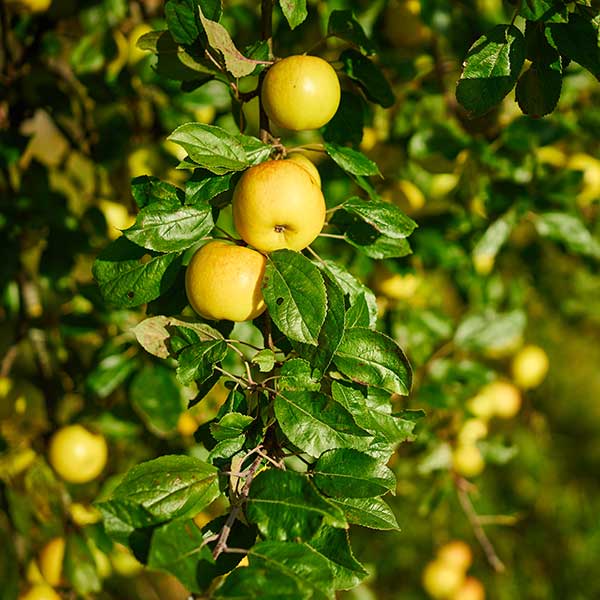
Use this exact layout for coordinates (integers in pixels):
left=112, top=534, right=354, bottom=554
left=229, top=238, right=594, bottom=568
left=69, top=502, right=101, bottom=526
left=511, top=345, right=549, bottom=389
left=26, top=560, right=44, bottom=585
left=473, top=253, right=494, bottom=276
left=177, top=412, right=198, bottom=436
left=185, top=241, right=267, bottom=322
left=286, top=152, right=321, bottom=187
left=422, top=559, right=464, bottom=599
left=384, top=0, right=432, bottom=49
left=48, top=425, right=108, bottom=484
left=485, top=381, right=522, bottom=419
left=372, top=264, right=420, bottom=301
left=38, top=537, right=65, bottom=587
left=457, top=419, right=488, bottom=445
left=568, top=152, right=600, bottom=206
left=383, top=180, right=426, bottom=213
left=261, top=55, right=341, bottom=130
left=232, top=160, right=326, bottom=252
left=450, top=576, right=486, bottom=600
left=452, top=444, right=485, bottom=478
left=19, top=585, right=61, bottom=600
left=437, top=540, right=472, bottom=572
left=466, top=392, right=495, bottom=421
left=9, top=0, right=52, bottom=13
left=110, top=544, right=143, bottom=577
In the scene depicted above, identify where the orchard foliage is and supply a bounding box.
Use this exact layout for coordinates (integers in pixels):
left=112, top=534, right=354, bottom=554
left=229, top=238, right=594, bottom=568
left=1, top=0, right=600, bottom=599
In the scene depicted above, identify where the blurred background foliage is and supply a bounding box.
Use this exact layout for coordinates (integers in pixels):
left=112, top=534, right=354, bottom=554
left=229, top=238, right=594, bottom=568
left=1, top=0, right=599, bottom=599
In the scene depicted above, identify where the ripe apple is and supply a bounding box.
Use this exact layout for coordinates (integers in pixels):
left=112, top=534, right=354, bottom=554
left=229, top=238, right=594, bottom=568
left=185, top=241, right=267, bottom=322
left=48, top=425, right=108, bottom=484
left=511, top=345, right=549, bottom=389
left=384, top=0, right=431, bottom=49
left=19, top=585, right=61, bottom=600
left=451, top=576, right=486, bottom=600
left=38, top=537, right=65, bottom=587
left=466, top=392, right=495, bottom=421
left=372, top=264, right=420, bottom=301
left=177, top=411, right=198, bottom=436
left=437, top=540, right=472, bottom=572
left=286, top=152, right=321, bottom=187
left=452, top=444, right=484, bottom=478
left=486, top=381, right=522, bottom=419
left=69, top=503, right=101, bottom=526
left=261, top=55, right=341, bottom=130
left=232, top=160, right=326, bottom=252
left=422, top=559, right=464, bottom=599
left=457, top=419, right=488, bottom=445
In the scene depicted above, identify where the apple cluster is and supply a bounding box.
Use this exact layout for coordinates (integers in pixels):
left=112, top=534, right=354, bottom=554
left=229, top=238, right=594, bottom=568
left=184, top=55, right=341, bottom=323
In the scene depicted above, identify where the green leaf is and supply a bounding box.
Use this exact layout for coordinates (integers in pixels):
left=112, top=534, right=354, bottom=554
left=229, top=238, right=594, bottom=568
left=340, top=49, right=394, bottom=108
left=248, top=541, right=334, bottom=600
left=308, top=526, right=368, bottom=590
left=277, top=358, right=320, bottom=392
left=124, top=203, right=213, bottom=253
left=92, top=238, right=182, bottom=308
left=278, top=0, right=308, bottom=30
left=292, top=271, right=346, bottom=375
left=547, top=13, right=600, bottom=78
left=454, top=310, right=526, bottom=354
left=210, top=412, right=254, bottom=441
left=132, top=316, right=223, bottom=360
left=327, top=10, right=375, bottom=55
left=131, top=175, right=184, bottom=209
left=472, top=210, right=517, bottom=264
left=214, top=566, right=308, bottom=599
left=519, top=0, right=567, bottom=22
left=320, top=260, right=377, bottom=328
left=274, top=390, right=372, bottom=457
left=208, top=435, right=246, bottom=461
left=168, top=123, right=249, bottom=175
left=322, top=92, right=365, bottom=147
left=331, top=382, right=418, bottom=457
left=262, top=250, right=327, bottom=345
left=64, top=532, right=102, bottom=595
left=330, top=497, right=399, bottom=530
left=324, top=143, right=381, bottom=177
left=251, top=349, right=276, bottom=372
left=198, top=7, right=263, bottom=77
left=516, top=63, right=562, bottom=118
left=533, top=212, right=600, bottom=258
left=335, top=197, right=417, bottom=240
left=313, top=449, right=396, bottom=498
left=246, top=470, right=347, bottom=541
left=334, top=328, right=412, bottom=396
left=237, top=134, right=274, bottom=165
left=86, top=346, right=138, bottom=398
left=186, top=170, right=235, bottom=205
left=456, top=25, right=526, bottom=116
left=165, top=0, right=201, bottom=45
left=130, top=364, right=182, bottom=436
left=176, top=339, right=228, bottom=385
left=98, top=455, right=219, bottom=527
left=147, top=518, right=214, bottom=593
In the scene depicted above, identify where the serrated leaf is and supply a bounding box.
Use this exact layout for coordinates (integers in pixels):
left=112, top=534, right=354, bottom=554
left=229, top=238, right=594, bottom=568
left=325, top=142, right=381, bottom=177
left=340, top=49, right=394, bottom=108
left=98, top=455, right=219, bottom=527
left=516, top=64, right=562, bottom=117
left=262, top=250, right=327, bottom=345
left=92, top=238, right=182, bottom=308
left=520, top=0, right=567, bottom=22
left=246, top=470, right=346, bottom=541
left=334, top=328, right=412, bottom=396
left=177, top=339, right=228, bottom=385
left=547, top=13, right=600, bottom=78
left=165, top=0, right=201, bottom=45
left=199, top=7, right=264, bottom=77
left=131, top=175, right=184, bottom=209
left=327, top=10, right=375, bottom=55
left=208, top=435, right=246, bottom=461
left=251, top=348, right=276, bottom=372
left=313, top=449, right=396, bottom=498
left=277, top=358, right=320, bottom=392
left=534, top=212, right=600, bottom=258
left=210, top=412, right=254, bottom=441
left=214, top=566, right=308, bottom=599
left=248, top=541, right=334, bottom=600
left=130, top=364, right=182, bottom=436
left=169, top=123, right=249, bottom=174
left=279, top=0, right=308, bottom=30
left=124, top=203, right=213, bottom=253
left=274, top=390, right=372, bottom=458
left=186, top=170, right=235, bottom=205
left=308, top=526, right=368, bottom=590
left=291, top=272, right=346, bottom=375
left=456, top=25, right=526, bottom=116
left=148, top=518, right=214, bottom=593
left=330, top=497, right=399, bottom=530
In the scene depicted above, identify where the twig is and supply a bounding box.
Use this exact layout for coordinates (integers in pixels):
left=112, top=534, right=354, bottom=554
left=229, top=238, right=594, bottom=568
left=257, top=449, right=285, bottom=469
left=455, top=478, right=506, bottom=572
left=212, top=455, right=263, bottom=559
